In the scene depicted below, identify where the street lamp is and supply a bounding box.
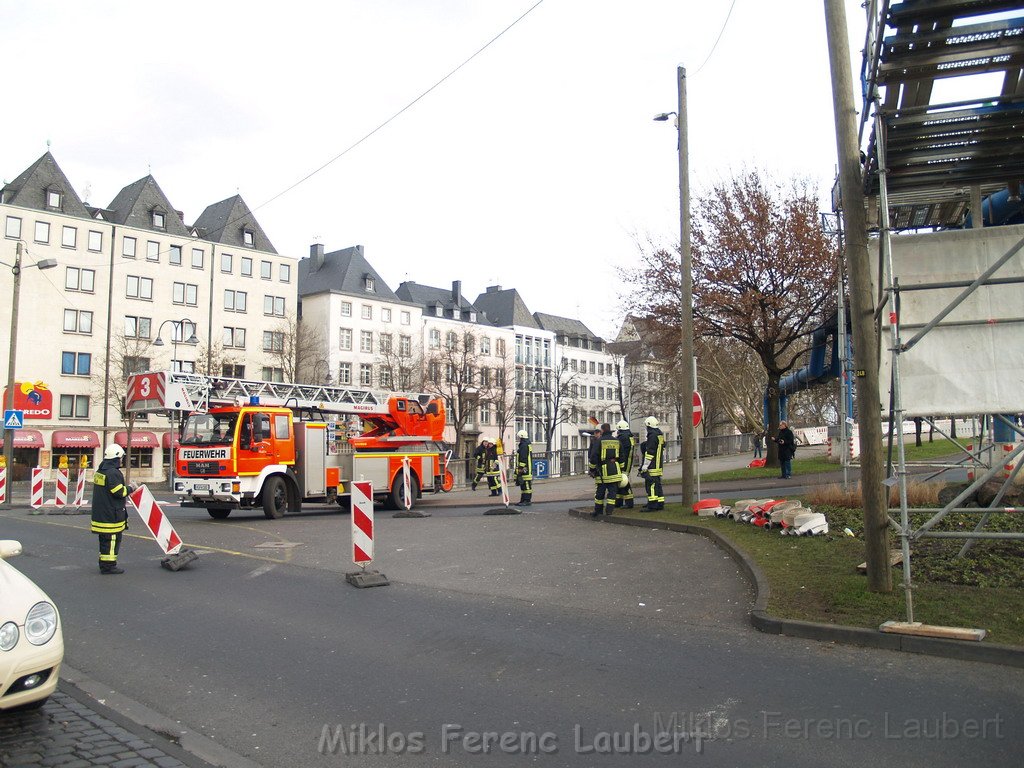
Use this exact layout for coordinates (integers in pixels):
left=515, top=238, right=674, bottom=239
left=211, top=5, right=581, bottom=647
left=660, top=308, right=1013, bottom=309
left=153, top=318, right=198, bottom=490
left=654, top=65, right=696, bottom=508
left=2, top=242, right=58, bottom=506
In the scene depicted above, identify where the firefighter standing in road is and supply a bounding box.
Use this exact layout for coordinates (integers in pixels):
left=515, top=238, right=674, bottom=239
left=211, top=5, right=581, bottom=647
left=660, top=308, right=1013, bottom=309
left=614, top=420, right=636, bottom=509
left=91, top=444, right=132, bottom=574
left=471, top=439, right=490, bottom=491
left=638, top=416, right=665, bottom=511
left=485, top=441, right=501, bottom=496
left=588, top=423, right=621, bottom=517
left=514, top=429, right=533, bottom=506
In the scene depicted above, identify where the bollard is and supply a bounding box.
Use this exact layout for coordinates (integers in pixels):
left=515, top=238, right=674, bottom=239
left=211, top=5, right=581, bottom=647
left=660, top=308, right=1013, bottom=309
left=54, top=469, right=69, bottom=508
left=30, top=467, right=44, bottom=508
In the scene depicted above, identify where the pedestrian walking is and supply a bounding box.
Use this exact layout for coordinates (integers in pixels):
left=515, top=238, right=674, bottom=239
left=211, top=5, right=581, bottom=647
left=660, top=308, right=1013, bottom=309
left=91, top=444, right=132, bottom=575
left=775, top=421, right=796, bottom=479
left=514, top=430, right=533, bottom=506
left=614, top=420, right=636, bottom=509
left=637, top=416, right=665, bottom=511
left=753, top=429, right=764, bottom=459
left=588, top=423, right=621, bottom=517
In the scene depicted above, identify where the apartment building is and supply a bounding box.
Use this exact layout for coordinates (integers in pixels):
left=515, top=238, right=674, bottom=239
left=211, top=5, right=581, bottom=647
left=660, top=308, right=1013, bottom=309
left=0, top=152, right=297, bottom=481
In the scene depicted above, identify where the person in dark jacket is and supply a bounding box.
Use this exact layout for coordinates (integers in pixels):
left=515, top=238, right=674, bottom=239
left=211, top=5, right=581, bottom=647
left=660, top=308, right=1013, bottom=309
left=775, top=421, right=796, bottom=479
left=588, top=423, right=621, bottom=517
left=514, top=429, right=533, bottom=506
left=91, top=444, right=132, bottom=574
left=485, top=442, right=501, bottom=496
left=637, top=416, right=665, bottom=511
left=614, top=420, right=636, bottom=509
left=471, top=439, right=490, bottom=491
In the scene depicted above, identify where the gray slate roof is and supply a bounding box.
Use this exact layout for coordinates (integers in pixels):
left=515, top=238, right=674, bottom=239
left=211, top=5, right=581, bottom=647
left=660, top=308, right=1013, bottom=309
left=193, top=195, right=277, bottom=254
left=106, top=175, right=190, bottom=235
left=1, top=152, right=91, bottom=219
left=534, top=312, right=602, bottom=342
left=395, top=280, right=482, bottom=322
left=297, top=244, right=401, bottom=301
left=473, top=286, right=539, bottom=329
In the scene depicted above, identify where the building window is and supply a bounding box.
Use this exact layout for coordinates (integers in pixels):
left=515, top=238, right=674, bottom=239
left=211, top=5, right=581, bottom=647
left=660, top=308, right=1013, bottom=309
left=401, top=311, right=411, bottom=325
left=261, top=367, right=284, bottom=383
left=338, top=362, right=352, bottom=385
left=46, top=189, right=62, bottom=210
left=340, top=301, right=352, bottom=317
left=241, top=256, right=252, bottom=276
left=399, top=335, right=411, bottom=356
left=365, top=276, right=375, bottom=292
left=382, top=308, right=392, bottom=323
left=243, top=229, right=255, bottom=248
left=146, top=240, right=160, bottom=261
left=63, top=309, right=93, bottom=335
left=61, top=351, right=92, bottom=376
left=480, top=404, right=491, bottom=424
left=361, top=305, right=372, bottom=320
left=221, top=253, right=233, bottom=273
left=360, top=330, right=373, bottom=353
left=480, top=337, right=491, bottom=355
left=59, top=394, right=89, bottom=419
left=61, top=225, right=77, bottom=248
left=496, top=339, right=506, bottom=356
left=126, top=275, right=154, bottom=300
left=34, top=221, right=50, bottom=244
left=191, top=248, right=204, bottom=269
left=169, top=244, right=182, bottom=265
left=380, top=333, right=393, bottom=354
left=262, top=331, right=284, bottom=353
left=223, top=327, right=246, bottom=349
left=222, top=364, right=245, bottom=378
left=261, top=260, right=272, bottom=280
left=379, top=368, right=393, bottom=388
left=5, top=216, right=22, bottom=239
left=122, top=236, right=136, bottom=258
left=445, top=331, right=457, bottom=350
left=360, top=364, right=373, bottom=386
left=173, top=282, right=198, bottom=306
left=598, top=362, right=605, bottom=376
left=152, top=210, right=165, bottom=230
left=124, top=315, right=152, bottom=339
left=428, top=362, right=440, bottom=382
left=339, top=328, right=353, bottom=351
left=589, top=361, right=596, bottom=374
left=279, top=263, right=291, bottom=283
left=224, top=289, right=247, bottom=312
left=429, top=329, right=441, bottom=349
left=264, top=295, right=286, bottom=316
left=65, top=267, right=95, bottom=293
left=122, top=356, right=150, bottom=377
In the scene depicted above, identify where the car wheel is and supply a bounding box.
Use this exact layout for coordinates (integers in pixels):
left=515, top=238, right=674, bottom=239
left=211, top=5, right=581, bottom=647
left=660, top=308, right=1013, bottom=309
left=261, top=476, right=288, bottom=519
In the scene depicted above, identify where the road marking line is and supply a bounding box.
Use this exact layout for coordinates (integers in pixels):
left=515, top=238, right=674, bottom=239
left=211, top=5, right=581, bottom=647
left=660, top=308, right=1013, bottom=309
left=247, top=563, right=277, bottom=579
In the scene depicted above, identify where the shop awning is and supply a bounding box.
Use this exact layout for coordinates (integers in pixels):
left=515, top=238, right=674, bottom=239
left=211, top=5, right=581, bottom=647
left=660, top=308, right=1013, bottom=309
left=52, top=430, right=100, bottom=448
left=161, top=432, right=181, bottom=449
left=113, top=430, right=159, bottom=449
left=0, top=429, right=45, bottom=448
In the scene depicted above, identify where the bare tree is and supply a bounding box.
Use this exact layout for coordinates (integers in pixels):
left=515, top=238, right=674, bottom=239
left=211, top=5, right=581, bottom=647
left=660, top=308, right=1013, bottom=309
left=541, top=364, right=582, bottom=451
left=422, top=329, right=489, bottom=456
left=484, top=350, right=517, bottom=451
left=376, top=332, right=423, bottom=393
left=265, top=314, right=329, bottom=384
left=622, top=170, right=838, bottom=467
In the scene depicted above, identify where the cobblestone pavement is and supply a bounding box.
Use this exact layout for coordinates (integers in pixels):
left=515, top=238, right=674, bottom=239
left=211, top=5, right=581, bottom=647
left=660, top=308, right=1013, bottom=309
left=0, top=684, right=211, bottom=768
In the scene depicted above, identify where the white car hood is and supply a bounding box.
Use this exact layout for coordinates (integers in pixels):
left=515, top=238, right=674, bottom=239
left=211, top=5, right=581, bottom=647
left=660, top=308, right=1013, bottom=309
left=0, top=558, right=54, bottom=622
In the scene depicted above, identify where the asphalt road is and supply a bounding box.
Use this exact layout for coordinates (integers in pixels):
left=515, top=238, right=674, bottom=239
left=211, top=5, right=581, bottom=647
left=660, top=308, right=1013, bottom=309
left=2, top=498, right=1022, bottom=767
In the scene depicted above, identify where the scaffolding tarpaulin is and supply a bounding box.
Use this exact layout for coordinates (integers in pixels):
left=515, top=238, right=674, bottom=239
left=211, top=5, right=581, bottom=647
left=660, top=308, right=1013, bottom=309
left=874, top=225, right=1024, bottom=417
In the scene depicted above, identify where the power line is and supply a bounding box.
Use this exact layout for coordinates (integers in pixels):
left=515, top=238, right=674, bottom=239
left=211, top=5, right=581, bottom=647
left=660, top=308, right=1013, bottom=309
left=691, top=0, right=739, bottom=77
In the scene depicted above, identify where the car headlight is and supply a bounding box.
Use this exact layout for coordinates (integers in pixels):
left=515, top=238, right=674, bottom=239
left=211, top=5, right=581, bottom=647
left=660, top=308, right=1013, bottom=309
left=0, top=621, right=18, bottom=651
left=25, top=602, right=58, bottom=646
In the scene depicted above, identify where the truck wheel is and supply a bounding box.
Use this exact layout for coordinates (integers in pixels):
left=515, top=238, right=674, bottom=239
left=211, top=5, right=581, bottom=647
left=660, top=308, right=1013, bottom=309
left=336, top=496, right=351, bottom=513
left=208, top=508, right=231, bottom=520
left=261, top=476, right=288, bottom=519
left=387, top=473, right=420, bottom=511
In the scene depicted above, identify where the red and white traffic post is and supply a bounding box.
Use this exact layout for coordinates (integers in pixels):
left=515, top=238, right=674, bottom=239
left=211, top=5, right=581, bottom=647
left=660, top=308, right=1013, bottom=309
left=128, top=485, right=198, bottom=571
left=693, top=390, right=704, bottom=501
left=346, top=480, right=389, bottom=588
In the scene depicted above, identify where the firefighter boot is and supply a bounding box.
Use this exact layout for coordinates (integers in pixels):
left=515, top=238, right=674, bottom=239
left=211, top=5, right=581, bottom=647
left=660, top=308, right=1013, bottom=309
left=100, top=561, right=125, bottom=575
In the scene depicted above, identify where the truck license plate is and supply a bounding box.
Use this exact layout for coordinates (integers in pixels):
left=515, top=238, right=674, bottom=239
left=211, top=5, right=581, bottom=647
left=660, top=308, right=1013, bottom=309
left=194, top=483, right=210, bottom=491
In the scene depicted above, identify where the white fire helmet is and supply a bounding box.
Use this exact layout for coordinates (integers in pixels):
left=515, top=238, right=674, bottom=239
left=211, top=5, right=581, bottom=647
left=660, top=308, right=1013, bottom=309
left=616, top=420, right=629, bottom=430
left=644, top=416, right=659, bottom=428
left=517, top=429, right=529, bottom=439
left=104, top=444, right=125, bottom=460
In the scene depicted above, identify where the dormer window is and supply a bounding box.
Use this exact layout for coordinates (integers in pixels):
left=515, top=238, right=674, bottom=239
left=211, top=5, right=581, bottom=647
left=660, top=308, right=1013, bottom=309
left=46, top=188, right=62, bottom=211
left=433, top=304, right=443, bottom=317
left=243, top=229, right=255, bottom=248
left=469, top=311, right=477, bottom=322
left=364, top=275, right=375, bottom=292
left=151, top=209, right=166, bottom=230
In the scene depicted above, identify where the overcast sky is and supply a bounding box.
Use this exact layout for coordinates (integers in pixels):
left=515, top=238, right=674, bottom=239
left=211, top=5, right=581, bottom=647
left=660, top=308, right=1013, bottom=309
left=2, top=0, right=869, bottom=338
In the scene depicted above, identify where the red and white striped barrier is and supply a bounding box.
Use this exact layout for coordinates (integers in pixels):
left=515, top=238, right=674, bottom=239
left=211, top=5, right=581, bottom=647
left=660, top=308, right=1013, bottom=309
left=128, top=485, right=182, bottom=555
left=401, top=456, right=412, bottom=511
left=0, top=467, right=6, bottom=505
left=54, top=470, right=69, bottom=508
left=497, top=456, right=511, bottom=506
left=30, top=467, right=44, bottom=509
left=351, top=480, right=374, bottom=565
left=73, top=470, right=88, bottom=507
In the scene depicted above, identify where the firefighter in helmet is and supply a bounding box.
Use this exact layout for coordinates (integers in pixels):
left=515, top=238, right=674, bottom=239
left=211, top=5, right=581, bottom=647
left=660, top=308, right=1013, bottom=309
left=637, top=416, right=665, bottom=511
left=588, top=422, right=621, bottom=517
left=614, top=420, right=636, bottom=509
left=514, top=429, right=533, bottom=506
left=91, top=444, right=132, bottom=574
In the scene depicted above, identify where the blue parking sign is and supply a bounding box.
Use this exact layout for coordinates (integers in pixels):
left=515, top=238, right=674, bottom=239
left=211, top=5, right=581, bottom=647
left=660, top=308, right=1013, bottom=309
left=532, top=458, right=549, bottom=479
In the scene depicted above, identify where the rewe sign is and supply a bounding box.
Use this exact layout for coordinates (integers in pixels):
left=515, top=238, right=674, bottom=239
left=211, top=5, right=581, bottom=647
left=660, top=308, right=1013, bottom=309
left=3, top=382, right=53, bottom=419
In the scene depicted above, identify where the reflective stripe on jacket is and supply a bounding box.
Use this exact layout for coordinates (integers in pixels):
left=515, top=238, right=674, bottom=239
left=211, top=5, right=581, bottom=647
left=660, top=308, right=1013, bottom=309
left=91, top=458, right=128, bottom=534
left=642, top=428, right=665, bottom=476
left=589, top=431, right=622, bottom=483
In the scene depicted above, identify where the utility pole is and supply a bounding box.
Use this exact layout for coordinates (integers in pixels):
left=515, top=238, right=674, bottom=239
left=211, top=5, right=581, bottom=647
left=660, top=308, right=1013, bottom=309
left=824, top=0, right=892, bottom=592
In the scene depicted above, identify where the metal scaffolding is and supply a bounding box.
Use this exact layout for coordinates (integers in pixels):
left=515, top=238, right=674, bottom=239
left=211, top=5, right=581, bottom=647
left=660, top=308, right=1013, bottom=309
left=855, top=0, right=1024, bottom=621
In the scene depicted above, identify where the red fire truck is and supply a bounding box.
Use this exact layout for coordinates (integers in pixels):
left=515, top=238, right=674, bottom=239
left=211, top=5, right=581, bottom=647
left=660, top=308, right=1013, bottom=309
left=125, top=371, right=453, bottom=519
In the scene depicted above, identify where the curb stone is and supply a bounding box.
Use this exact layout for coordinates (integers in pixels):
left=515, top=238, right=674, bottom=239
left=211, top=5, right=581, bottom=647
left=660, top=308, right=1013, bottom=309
left=568, top=508, right=1024, bottom=668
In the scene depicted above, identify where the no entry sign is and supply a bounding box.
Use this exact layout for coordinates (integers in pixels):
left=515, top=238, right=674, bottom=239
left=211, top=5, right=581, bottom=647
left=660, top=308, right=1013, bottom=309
left=693, top=391, right=704, bottom=427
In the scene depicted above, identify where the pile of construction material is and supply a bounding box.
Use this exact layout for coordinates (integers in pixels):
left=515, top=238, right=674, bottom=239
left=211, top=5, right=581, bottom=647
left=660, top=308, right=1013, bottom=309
left=692, top=498, right=828, bottom=536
